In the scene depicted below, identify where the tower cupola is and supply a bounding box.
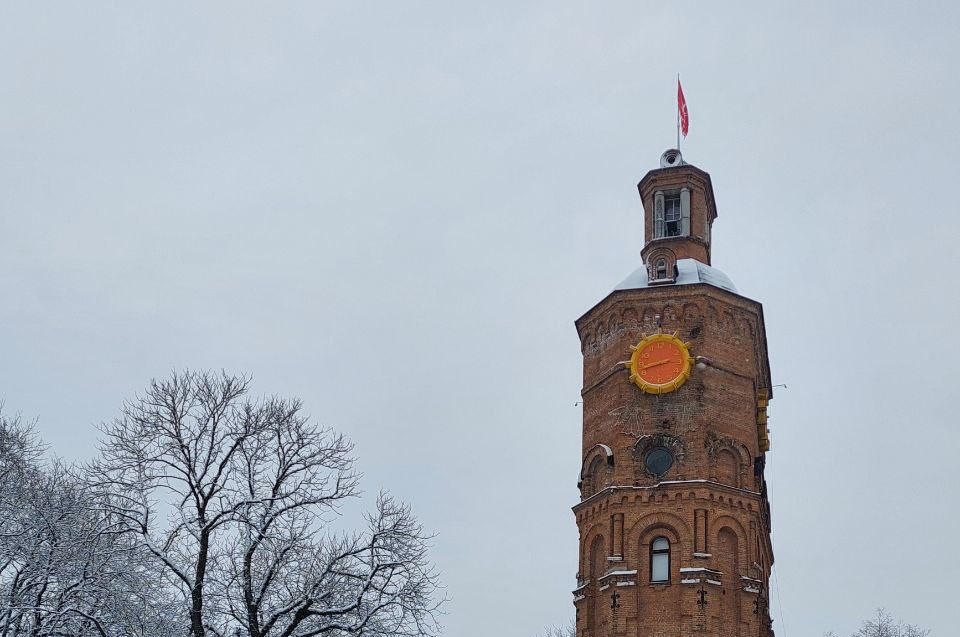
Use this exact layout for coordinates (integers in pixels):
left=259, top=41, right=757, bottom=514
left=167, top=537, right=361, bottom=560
left=638, top=149, right=718, bottom=283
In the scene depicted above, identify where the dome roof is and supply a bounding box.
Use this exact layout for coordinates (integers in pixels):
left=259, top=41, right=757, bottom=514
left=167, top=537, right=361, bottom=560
left=613, top=258, right=737, bottom=294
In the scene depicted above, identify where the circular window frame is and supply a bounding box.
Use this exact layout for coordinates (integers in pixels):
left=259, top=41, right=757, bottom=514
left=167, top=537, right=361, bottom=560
left=644, top=446, right=675, bottom=477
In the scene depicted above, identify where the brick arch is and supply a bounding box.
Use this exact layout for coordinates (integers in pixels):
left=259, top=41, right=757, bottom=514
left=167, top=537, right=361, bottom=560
left=586, top=534, right=608, bottom=633
left=711, top=515, right=749, bottom=572
left=595, top=314, right=608, bottom=338
left=587, top=530, right=607, bottom=578
left=591, top=317, right=608, bottom=346
left=630, top=516, right=686, bottom=633
left=579, top=521, right=607, bottom=577
left=716, top=527, right=741, bottom=572
left=605, top=314, right=623, bottom=340
left=633, top=433, right=687, bottom=481
left=580, top=444, right=614, bottom=478
left=706, top=433, right=751, bottom=488
left=636, top=522, right=681, bottom=547
left=645, top=247, right=677, bottom=281
left=711, top=515, right=747, bottom=539
left=579, top=444, right=614, bottom=499
left=716, top=449, right=740, bottom=488
left=620, top=307, right=640, bottom=330
left=625, top=510, right=692, bottom=563
left=708, top=435, right=750, bottom=464
left=682, top=301, right=703, bottom=319
left=715, top=526, right=744, bottom=635
left=632, top=517, right=685, bottom=587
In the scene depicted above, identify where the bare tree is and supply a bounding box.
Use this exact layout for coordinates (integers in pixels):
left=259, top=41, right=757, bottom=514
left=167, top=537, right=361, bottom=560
left=0, top=412, right=178, bottom=637
left=535, top=624, right=575, bottom=637
left=824, top=609, right=930, bottom=637
left=851, top=608, right=929, bottom=637
left=91, top=370, right=441, bottom=637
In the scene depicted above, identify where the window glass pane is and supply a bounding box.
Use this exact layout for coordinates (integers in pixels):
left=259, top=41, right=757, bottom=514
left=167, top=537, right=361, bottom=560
left=652, top=537, right=669, bottom=551
left=644, top=447, right=675, bottom=476
left=651, top=553, right=669, bottom=582
left=664, top=194, right=682, bottom=236
left=665, top=195, right=681, bottom=219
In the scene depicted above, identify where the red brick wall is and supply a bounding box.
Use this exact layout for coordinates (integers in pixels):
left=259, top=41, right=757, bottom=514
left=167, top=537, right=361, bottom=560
left=573, top=284, right=775, bottom=637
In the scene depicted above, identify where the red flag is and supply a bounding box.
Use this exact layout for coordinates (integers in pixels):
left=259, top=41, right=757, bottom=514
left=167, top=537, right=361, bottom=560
left=677, top=79, right=689, bottom=138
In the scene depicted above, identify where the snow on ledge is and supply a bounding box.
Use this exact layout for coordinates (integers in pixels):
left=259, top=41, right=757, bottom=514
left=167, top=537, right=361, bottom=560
left=599, top=569, right=638, bottom=580
left=614, top=259, right=738, bottom=294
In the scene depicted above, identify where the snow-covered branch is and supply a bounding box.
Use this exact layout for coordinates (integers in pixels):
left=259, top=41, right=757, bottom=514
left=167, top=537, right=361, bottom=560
left=84, top=371, right=441, bottom=637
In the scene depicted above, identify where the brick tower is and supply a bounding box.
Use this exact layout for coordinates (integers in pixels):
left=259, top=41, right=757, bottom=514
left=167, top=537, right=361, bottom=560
left=573, top=149, right=774, bottom=637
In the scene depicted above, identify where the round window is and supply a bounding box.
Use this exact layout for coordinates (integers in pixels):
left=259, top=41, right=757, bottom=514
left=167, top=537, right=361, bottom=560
left=644, top=446, right=674, bottom=476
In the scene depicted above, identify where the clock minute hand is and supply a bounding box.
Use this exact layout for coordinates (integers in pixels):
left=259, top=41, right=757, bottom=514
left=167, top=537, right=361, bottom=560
left=641, top=359, right=674, bottom=370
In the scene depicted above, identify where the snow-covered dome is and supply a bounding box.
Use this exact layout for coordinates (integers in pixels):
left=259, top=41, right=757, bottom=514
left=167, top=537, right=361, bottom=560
left=614, top=258, right=737, bottom=293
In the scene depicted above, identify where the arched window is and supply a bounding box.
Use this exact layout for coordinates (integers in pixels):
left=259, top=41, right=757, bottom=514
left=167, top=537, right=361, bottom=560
left=718, top=529, right=739, bottom=588
left=583, top=456, right=605, bottom=497
left=650, top=536, right=670, bottom=583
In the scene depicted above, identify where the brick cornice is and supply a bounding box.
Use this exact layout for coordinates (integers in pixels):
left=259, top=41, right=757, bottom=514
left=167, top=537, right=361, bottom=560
left=572, top=480, right=763, bottom=514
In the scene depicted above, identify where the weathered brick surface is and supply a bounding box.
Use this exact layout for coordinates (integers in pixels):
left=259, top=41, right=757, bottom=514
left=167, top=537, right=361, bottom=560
left=572, top=160, right=775, bottom=637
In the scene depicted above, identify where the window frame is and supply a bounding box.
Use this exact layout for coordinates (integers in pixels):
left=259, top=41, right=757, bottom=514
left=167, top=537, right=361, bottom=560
left=644, top=446, right=675, bottom=476
left=650, top=536, right=671, bottom=583
left=663, top=193, right=683, bottom=237
left=653, top=189, right=691, bottom=239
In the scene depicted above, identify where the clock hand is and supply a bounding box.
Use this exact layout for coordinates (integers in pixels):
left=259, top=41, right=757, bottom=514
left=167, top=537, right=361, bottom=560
left=642, top=359, right=676, bottom=370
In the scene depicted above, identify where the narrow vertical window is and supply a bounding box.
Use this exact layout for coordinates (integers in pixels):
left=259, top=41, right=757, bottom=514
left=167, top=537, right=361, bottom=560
left=680, top=187, right=691, bottom=236
left=650, top=536, right=670, bottom=582
left=664, top=194, right=682, bottom=237
left=654, top=192, right=665, bottom=238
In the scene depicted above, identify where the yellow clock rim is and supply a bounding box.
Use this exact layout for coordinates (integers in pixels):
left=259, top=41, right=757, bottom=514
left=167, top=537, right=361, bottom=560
left=628, top=332, right=694, bottom=395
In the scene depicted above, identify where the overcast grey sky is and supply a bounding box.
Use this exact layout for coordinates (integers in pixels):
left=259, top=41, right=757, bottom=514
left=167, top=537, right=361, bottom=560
left=2, top=2, right=959, bottom=635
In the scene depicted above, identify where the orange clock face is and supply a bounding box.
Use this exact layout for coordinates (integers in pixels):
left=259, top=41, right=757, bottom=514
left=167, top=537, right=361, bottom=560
left=628, top=333, right=693, bottom=394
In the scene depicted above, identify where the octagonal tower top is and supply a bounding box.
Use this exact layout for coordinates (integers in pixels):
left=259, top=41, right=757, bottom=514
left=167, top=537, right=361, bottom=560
left=637, top=150, right=718, bottom=281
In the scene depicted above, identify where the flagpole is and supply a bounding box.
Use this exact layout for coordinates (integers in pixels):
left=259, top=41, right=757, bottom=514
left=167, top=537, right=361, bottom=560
left=676, top=73, right=681, bottom=151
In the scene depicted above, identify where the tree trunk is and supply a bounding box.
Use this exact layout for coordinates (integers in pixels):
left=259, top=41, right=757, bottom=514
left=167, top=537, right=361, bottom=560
left=190, top=527, right=210, bottom=637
